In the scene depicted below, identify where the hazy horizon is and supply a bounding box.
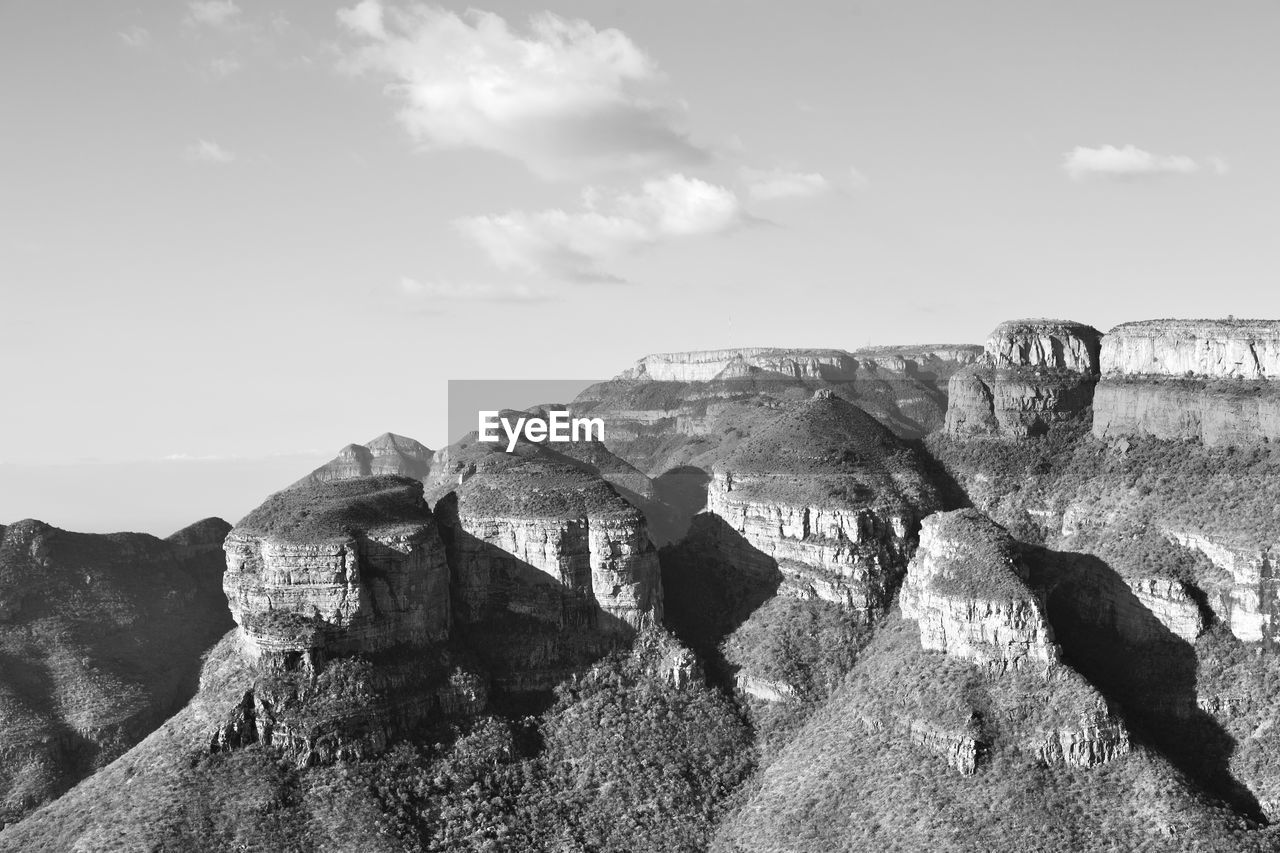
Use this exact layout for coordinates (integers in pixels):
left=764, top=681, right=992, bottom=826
left=5, top=0, right=1280, bottom=530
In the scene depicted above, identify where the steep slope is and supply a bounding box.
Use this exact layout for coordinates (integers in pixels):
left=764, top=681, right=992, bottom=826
left=715, top=512, right=1278, bottom=852
left=216, top=476, right=480, bottom=766
left=931, top=357, right=1280, bottom=820
left=0, top=518, right=232, bottom=825
left=292, top=432, right=433, bottom=487
left=427, top=428, right=664, bottom=698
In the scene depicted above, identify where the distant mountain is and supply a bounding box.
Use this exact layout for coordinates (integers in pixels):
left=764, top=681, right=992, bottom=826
left=292, top=432, right=433, bottom=487
left=0, top=517, right=232, bottom=825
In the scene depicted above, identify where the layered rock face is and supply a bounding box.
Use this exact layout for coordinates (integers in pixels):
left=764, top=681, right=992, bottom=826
left=292, top=432, right=433, bottom=488
left=1164, top=529, right=1277, bottom=643
left=217, top=477, right=465, bottom=765
left=900, top=510, right=1059, bottom=671
left=223, top=477, right=450, bottom=668
left=427, top=436, right=663, bottom=633
left=621, top=347, right=860, bottom=382
left=986, top=319, right=1102, bottom=372
left=1093, top=320, right=1280, bottom=445
left=1101, top=320, right=1280, bottom=379
left=428, top=435, right=664, bottom=694
left=0, top=517, right=232, bottom=825
left=945, top=319, right=1102, bottom=439
left=895, top=511, right=1128, bottom=770
left=706, top=391, right=941, bottom=616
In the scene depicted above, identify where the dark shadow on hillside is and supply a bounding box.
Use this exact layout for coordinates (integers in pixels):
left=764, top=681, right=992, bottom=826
left=1026, top=545, right=1265, bottom=822
left=0, top=651, right=100, bottom=824
left=651, top=466, right=711, bottom=544
left=909, top=439, right=972, bottom=512
left=659, top=513, right=782, bottom=688
left=433, top=494, right=636, bottom=715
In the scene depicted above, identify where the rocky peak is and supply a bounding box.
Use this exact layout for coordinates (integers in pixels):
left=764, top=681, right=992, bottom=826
left=165, top=517, right=232, bottom=549
left=900, top=509, right=1059, bottom=671
left=945, top=318, right=1103, bottom=439
left=223, top=476, right=450, bottom=670
left=706, top=393, right=941, bottom=615
left=293, top=432, right=433, bottom=488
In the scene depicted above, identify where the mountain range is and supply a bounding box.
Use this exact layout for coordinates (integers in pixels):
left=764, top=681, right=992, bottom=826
left=2, top=317, right=1280, bottom=851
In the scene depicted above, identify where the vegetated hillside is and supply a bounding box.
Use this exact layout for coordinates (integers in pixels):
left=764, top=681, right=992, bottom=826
left=717, top=392, right=940, bottom=511
left=237, top=475, right=434, bottom=542
left=929, top=420, right=1280, bottom=823
left=0, top=629, right=752, bottom=853
left=926, top=414, right=1280, bottom=551
left=716, top=617, right=1275, bottom=853
left=424, top=423, right=641, bottom=520
left=569, top=351, right=961, bottom=479
left=0, top=517, right=232, bottom=826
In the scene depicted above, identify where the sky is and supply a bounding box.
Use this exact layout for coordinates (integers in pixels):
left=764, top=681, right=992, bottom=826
left=2, top=0, right=1279, bottom=532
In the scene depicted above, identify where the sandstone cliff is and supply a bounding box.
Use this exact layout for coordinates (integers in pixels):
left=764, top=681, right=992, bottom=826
left=621, top=347, right=860, bottom=382
left=945, top=318, right=1102, bottom=439
left=427, top=433, right=664, bottom=696
left=900, top=510, right=1059, bottom=671
left=1101, top=319, right=1280, bottom=379
left=217, top=477, right=474, bottom=765
left=705, top=391, right=942, bottom=616
left=1093, top=320, right=1280, bottom=445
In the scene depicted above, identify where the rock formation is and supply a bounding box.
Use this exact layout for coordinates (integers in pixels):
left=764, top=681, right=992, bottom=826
left=426, top=431, right=664, bottom=695
left=217, top=477, right=472, bottom=765
left=705, top=390, right=941, bottom=616
left=1093, top=320, right=1280, bottom=445
left=293, top=432, right=433, bottom=488
left=1101, top=320, right=1280, bottom=379
left=900, top=509, right=1059, bottom=671
left=945, top=319, right=1102, bottom=439
left=223, top=477, right=451, bottom=667
left=1163, top=528, right=1277, bottom=644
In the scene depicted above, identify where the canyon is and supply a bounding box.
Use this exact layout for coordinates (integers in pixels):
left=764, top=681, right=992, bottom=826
left=6, top=316, right=1280, bottom=853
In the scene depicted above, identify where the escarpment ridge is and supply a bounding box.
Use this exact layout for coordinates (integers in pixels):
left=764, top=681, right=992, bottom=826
left=1093, top=320, right=1280, bottom=445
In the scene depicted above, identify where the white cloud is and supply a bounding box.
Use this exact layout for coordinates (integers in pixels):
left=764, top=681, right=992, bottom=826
left=184, top=139, right=236, bottom=163
left=187, top=1, right=242, bottom=29
left=1062, top=144, right=1212, bottom=181
left=118, top=26, right=150, bottom=48
left=337, top=0, right=386, bottom=39
left=336, top=2, right=706, bottom=180
left=742, top=167, right=831, bottom=201
left=399, top=276, right=551, bottom=303
left=456, top=173, right=746, bottom=282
